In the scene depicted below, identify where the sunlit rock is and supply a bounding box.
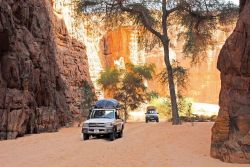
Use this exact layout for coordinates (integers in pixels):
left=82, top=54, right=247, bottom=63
left=211, top=1, right=250, bottom=163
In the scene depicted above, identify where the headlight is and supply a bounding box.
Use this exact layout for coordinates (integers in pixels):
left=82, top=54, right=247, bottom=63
left=105, top=123, right=113, bottom=127
left=83, top=123, right=89, bottom=127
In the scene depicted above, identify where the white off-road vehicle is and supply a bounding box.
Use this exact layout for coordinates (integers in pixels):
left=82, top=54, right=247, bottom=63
left=82, top=99, right=124, bottom=141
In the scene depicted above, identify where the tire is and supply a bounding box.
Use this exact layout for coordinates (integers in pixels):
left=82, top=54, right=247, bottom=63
left=109, top=131, right=116, bottom=141
left=83, top=133, right=89, bottom=140
left=156, top=119, right=159, bottom=123
left=146, top=119, right=148, bottom=123
left=117, top=129, right=123, bottom=138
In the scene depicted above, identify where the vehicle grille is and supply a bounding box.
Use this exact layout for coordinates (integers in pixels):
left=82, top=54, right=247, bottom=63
left=89, top=123, right=105, bottom=127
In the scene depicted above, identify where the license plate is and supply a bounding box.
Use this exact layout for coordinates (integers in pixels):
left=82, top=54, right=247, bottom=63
left=94, top=129, right=99, bottom=133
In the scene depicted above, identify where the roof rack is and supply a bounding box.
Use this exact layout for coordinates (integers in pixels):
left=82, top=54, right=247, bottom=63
left=94, top=99, right=120, bottom=109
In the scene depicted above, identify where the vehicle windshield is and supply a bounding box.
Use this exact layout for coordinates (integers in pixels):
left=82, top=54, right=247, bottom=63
left=90, top=109, right=115, bottom=119
left=147, top=110, right=157, bottom=114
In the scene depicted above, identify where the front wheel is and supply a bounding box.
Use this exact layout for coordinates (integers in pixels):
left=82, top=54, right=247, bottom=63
left=83, top=133, right=89, bottom=140
left=96, top=134, right=101, bottom=139
left=109, top=131, right=116, bottom=141
left=117, top=130, right=123, bottom=138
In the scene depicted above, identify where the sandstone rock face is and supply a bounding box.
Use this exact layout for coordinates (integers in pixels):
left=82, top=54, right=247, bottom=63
left=99, top=27, right=145, bottom=68
left=211, top=0, right=250, bottom=163
left=0, top=0, right=91, bottom=140
left=98, top=25, right=232, bottom=103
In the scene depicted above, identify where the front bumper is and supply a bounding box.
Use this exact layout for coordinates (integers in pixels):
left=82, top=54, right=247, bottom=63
left=146, top=116, right=158, bottom=120
left=82, top=127, right=113, bottom=134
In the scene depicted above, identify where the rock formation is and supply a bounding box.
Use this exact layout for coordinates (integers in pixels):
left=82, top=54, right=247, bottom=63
left=0, top=0, right=92, bottom=140
left=98, top=25, right=233, bottom=103
left=211, top=0, right=250, bottom=163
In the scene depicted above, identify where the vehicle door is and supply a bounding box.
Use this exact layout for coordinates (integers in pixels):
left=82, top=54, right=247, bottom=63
left=114, top=110, right=123, bottom=131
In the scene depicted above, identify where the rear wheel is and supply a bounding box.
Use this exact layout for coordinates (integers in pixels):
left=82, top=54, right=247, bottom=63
left=83, top=133, right=89, bottom=140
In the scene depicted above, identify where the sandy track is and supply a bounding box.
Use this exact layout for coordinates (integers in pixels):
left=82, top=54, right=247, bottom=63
left=0, top=122, right=248, bottom=167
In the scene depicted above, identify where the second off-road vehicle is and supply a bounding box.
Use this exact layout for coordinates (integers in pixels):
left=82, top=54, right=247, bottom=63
left=145, top=106, right=159, bottom=123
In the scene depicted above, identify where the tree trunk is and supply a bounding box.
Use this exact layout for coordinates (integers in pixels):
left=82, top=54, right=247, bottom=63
left=162, top=37, right=180, bottom=125
left=124, top=108, right=128, bottom=123
left=124, top=99, right=128, bottom=122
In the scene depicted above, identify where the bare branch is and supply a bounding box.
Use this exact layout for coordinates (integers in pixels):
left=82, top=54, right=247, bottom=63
left=117, top=1, right=162, bottom=39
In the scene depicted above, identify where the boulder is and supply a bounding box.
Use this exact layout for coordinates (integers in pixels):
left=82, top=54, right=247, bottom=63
left=211, top=0, right=250, bottom=163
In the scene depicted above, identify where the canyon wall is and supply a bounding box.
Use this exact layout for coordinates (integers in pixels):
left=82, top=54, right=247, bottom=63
left=171, top=25, right=233, bottom=104
left=74, top=6, right=233, bottom=104
left=52, top=0, right=102, bottom=94
left=0, top=0, right=91, bottom=140
left=99, top=25, right=232, bottom=104
left=211, top=0, right=250, bottom=163
left=99, top=27, right=145, bottom=69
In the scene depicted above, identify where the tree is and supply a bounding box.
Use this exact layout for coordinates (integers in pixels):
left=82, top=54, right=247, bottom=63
left=97, top=63, right=155, bottom=121
left=77, top=0, right=238, bottom=125
left=158, top=60, right=189, bottom=97
left=158, top=60, right=192, bottom=121
left=115, top=63, right=155, bottom=121
left=79, top=80, right=97, bottom=126
left=97, top=67, right=120, bottom=97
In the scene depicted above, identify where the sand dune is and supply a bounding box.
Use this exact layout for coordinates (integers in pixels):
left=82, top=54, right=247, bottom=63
left=0, top=122, right=248, bottom=167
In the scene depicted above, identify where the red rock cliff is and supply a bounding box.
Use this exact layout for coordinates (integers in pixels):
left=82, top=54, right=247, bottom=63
left=0, top=0, right=91, bottom=140
left=99, top=26, right=232, bottom=104
left=211, top=0, right=250, bottom=163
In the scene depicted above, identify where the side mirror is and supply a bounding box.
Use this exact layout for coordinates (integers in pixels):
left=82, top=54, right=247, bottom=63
left=115, top=112, right=120, bottom=119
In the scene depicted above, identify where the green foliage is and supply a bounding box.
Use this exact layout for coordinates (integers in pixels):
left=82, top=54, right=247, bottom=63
left=97, top=68, right=120, bottom=91
left=127, top=63, right=155, bottom=80
left=149, top=96, right=192, bottom=120
left=115, top=63, right=155, bottom=112
left=78, top=81, right=97, bottom=126
left=158, top=60, right=189, bottom=95
left=147, top=91, right=159, bottom=99
left=97, top=63, right=155, bottom=120
left=80, top=80, right=97, bottom=110
left=177, top=97, right=193, bottom=117
left=115, top=72, right=147, bottom=110
left=149, top=97, right=218, bottom=122
left=149, top=98, right=172, bottom=119
left=173, top=0, right=238, bottom=64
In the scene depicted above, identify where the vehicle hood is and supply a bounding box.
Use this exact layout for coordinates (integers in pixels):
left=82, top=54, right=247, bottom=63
left=84, top=118, right=114, bottom=124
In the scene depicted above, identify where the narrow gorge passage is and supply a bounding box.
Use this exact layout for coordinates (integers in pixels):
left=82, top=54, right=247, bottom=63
left=0, top=122, right=248, bottom=167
